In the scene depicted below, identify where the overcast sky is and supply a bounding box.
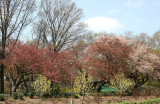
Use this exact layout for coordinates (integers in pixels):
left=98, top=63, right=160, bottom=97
left=73, top=0, right=160, bottom=35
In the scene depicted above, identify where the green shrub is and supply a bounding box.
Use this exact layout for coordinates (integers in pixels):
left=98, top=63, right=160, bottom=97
left=74, top=94, right=79, bottom=99
left=42, top=93, right=50, bottom=98
left=0, top=94, right=5, bottom=101
left=28, top=91, right=34, bottom=99
left=145, top=79, right=160, bottom=87
left=12, top=92, right=24, bottom=100
left=46, top=89, right=56, bottom=98
left=23, top=90, right=29, bottom=96
left=18, top=93, right=24, bottom=100
left=52, top=87, right=60, bottom=97
left=13, top=92, right=19, bottom=99
left=124, top=89, right=133, bottom=96
left=63, top=92, right=70, bottom=98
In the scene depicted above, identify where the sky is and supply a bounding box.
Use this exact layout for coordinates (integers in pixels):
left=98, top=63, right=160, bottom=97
left=72, top=0, right=160, bottom=35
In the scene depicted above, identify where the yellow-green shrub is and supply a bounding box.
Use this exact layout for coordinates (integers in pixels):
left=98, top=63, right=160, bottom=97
left=31, top=74, right=51, bottom=96
left=73, top=70, right=93, bottom=96
left=110, top=72, right=133, bottom=95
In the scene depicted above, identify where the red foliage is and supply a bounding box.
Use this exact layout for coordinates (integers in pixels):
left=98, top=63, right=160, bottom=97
left=82, top=35, right=133, bottom=80
left=42, top=50, right=74, bottom=83
left=2, top=41, right=79, bottom=84
left=4, top=41, right=45, bottom=72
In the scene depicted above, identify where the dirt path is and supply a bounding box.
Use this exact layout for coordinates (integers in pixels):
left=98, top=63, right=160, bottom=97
left=0, top=96, right=158, bottom=104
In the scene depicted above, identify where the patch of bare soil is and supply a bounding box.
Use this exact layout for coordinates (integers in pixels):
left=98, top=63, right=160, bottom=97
left=0, top=96, right=158, bottom=104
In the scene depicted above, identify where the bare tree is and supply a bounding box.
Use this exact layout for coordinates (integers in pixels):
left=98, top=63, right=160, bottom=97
left=124, top=31, right=151, bottom=45
left=150, top=29, right=160, bottom=49
left=33, top=0, right=86, bottom=52
left=0, top=0, right=36, bottom=93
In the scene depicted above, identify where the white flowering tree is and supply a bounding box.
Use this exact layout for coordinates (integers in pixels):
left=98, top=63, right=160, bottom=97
left=129, top=43, right=160, bottom=88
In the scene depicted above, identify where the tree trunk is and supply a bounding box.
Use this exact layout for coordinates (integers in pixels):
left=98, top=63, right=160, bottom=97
left=9, top=83, right=16, bottom=95
left=0, top=64, right=4, bottom=93
left=0, top=47, right=6, bottom=94
left=11, top=84, right=17, bottom=93
left=10, top=82, right=12, bottom=95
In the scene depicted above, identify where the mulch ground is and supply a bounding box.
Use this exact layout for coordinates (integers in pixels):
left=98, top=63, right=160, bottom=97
left=0, top=96, right=158, bottom=104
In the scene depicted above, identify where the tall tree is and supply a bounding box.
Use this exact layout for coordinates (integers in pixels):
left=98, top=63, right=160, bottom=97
left=33, top=0, right=86, bottom=52
left=0, top=0, right=36, bottom=93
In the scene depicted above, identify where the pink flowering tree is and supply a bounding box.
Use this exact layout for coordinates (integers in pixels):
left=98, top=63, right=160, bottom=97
left=129, top=43, right=160, bottom=88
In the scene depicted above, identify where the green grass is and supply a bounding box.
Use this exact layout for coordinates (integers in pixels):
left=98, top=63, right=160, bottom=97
left=138, top=98, right=160, bottom=104
left=112, top=101, right=136, bottom=104
left=103, top=98, right=160, bottom=104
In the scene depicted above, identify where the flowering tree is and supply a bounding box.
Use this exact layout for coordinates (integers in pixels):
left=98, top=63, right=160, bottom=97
left=2, top=42, right=45, bottom=92
left=2, top=40, right=82, bottom=93
left=41, top=50, right=73, bottom=83
left=82, top=34, right=160, bottom=89
left=129, top=43, right=160, bottom=88
left=82, top=35, right=133, bottom=82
